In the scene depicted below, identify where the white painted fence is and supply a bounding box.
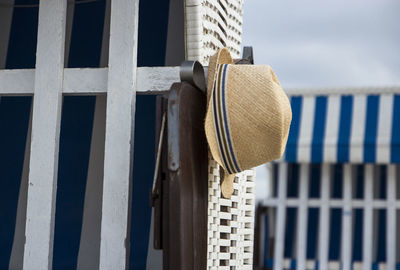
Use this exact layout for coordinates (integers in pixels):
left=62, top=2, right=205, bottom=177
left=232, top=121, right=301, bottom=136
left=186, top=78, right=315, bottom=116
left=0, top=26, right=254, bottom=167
left=259, top=163, right=399, bottom=270
left=0, top=1, right=179, bottom=269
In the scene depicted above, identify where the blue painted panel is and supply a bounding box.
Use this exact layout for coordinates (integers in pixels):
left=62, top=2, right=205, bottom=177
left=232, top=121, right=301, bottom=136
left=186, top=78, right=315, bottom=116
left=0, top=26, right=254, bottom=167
left=67, top=0, right=106, bottom=68
left=284, top=207, right=297, bottom=258
left=328, top=208, right=342, bottom=260
left=0, top=97, right=32, bottom=269
left=306, top=208, right=319, bottom=259
left=352, top=209, right=363, bottom=261
left=53, top=96, right=96, bottom=270
left=287, top=163, right=299, bottom=198
left=6, top=0, right=38, bottom=69
left=309, top=164, right=321, bottom=198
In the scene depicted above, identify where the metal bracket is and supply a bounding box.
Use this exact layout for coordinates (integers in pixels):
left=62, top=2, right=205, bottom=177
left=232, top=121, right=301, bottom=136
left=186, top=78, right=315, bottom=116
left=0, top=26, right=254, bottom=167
left=179, top=60, right=206, bottom=92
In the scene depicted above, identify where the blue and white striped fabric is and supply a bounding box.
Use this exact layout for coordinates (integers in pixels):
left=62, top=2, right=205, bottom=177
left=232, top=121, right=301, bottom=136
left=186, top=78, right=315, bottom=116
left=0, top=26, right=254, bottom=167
left=285, top=93, right=400, bottom=163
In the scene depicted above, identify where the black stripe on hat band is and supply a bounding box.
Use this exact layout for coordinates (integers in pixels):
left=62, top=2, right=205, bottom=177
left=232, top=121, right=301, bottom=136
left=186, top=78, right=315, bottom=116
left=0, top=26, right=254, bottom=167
left=212, top=64, right=241, bottom=174
left=212, top=65, right=234, bottom=174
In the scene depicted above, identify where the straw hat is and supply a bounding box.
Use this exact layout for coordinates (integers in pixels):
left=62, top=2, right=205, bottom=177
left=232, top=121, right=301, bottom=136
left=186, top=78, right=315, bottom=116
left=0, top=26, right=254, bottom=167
left=205, top=48, right=292, bottom=198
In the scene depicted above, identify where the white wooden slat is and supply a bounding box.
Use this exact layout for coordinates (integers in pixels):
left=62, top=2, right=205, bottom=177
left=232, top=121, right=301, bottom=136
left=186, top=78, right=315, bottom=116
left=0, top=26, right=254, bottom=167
left=0, top=67, right=180, bottom=95
left=135, top=66, right=180, bottom=94
left=0, top=69, right=35, bottom=94
left=1, top=69, right=400, bottom=97
left=341, top=164, right=353, bottom=270
left=318, top=164, right=331, bottom=270
left=296, top=164, right=309, bottom=270
left=99, top=0, right=139, bottom=269
left=63, top=68, right=108, bottom=94
left=263, top=198, right=400, bottom=209
left=23, top=1, right=67, bottom=269
left=386, top=165, right=396, bottom=270
left=363, top=165, right=374, bottom=270
left=376, top=95, right=394, bottom=163
left=350, top=95, right=367, bottom=163
left=274, top=163, right=288, bottom=270
left=323, top=95, right=340, bottom=163
left=297, top=96, right=316, bottom=162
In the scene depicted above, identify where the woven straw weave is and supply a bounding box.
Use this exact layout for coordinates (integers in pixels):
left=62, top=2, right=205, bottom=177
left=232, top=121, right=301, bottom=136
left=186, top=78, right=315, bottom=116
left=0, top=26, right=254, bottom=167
left=185, top=1, right=256, bottom=269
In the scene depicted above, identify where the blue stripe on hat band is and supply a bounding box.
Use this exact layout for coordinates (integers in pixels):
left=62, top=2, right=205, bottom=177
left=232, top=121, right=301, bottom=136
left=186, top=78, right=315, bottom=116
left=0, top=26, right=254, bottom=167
left=212, top=71, right=233, bottom=174
left=221, top=64, right=241, bottom=172
left=212, top=64, right=241, bottom=173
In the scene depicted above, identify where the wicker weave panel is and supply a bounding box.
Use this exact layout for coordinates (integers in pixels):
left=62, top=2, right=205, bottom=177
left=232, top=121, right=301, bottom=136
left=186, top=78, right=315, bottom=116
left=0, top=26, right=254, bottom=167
left=207, top=159, right=255, bottom=270
left=185, top=1, right=255, bottom=268
left=186, top=0, right=243, bottom=65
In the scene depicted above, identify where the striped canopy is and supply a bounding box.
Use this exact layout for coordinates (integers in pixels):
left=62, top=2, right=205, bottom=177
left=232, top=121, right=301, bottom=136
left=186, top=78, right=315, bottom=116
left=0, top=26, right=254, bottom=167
left=284, top=91, right=400, bottom=163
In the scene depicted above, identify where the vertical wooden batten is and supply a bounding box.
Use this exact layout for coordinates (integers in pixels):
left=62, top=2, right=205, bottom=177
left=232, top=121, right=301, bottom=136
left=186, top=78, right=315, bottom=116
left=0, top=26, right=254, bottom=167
left=340, top=164, right=353, bottom=270
left=363, top=164, right=373, bottom=270
left=99, top=0, right=139, bottom=269
left=274, top=163, right=288, bottom=270
left=318, top=164, right=331, bottom=270
left=23, top=0, right=67, bottom=269
left=296, top=164, right=309, bottom=270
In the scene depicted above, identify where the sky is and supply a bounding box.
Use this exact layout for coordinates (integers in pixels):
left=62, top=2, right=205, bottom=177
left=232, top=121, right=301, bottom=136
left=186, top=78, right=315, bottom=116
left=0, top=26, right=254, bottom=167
left=242, top=0, right=400, bottom=89
left=241, top=0, right=400, bottom=200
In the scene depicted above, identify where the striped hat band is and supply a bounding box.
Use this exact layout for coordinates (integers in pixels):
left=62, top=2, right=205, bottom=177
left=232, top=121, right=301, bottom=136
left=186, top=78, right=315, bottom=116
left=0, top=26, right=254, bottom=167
left=211, top=64, right=242, bottom=174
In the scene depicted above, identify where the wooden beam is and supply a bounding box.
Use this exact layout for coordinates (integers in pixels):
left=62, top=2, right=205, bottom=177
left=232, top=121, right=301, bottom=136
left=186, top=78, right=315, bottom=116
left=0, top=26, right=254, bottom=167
left=340, top=164, right=353, bottom=270
left=296, top=164, right=309, bottom=270
left=386, top=165, right=396, bottom=270
left=3, top=68, right=400, bottom=96
left=99, top=0, right=139, bottom=269
left=273, top=163, right=287, bottom=270
left=0, top=66, right=180, bottom=95
left=318, top=164, right=331, bottom=270
left=23, top=1, right=67, bottom=269
left=0, top=69, right=35, bottom=95
left=363, top=165, right=373, bottom=270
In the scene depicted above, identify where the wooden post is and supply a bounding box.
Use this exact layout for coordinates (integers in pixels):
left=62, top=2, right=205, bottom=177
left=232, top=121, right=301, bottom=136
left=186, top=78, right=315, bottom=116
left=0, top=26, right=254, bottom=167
left=318, top=164, right=331, bottom=270
left=341, top=164, right=353, bottom=270
left=296, top=164, right=309, bottom=270
left=363, top=165, right=373, bottom=270
left=23, top=1, right=67, bottom=269
left=386, top=165, right=396, bottom=269
left=274, top=163, right=288, bottom=270
left=99, top=0, right=139, bottom=269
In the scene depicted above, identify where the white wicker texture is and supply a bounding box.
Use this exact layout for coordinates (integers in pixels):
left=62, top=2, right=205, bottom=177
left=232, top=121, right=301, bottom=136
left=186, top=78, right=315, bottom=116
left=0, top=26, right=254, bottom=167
left=186, top=0, right=243, bottom=65
left=185, top=1, right=255, bottom=269
left=207, top=159, right=255, bottom=270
